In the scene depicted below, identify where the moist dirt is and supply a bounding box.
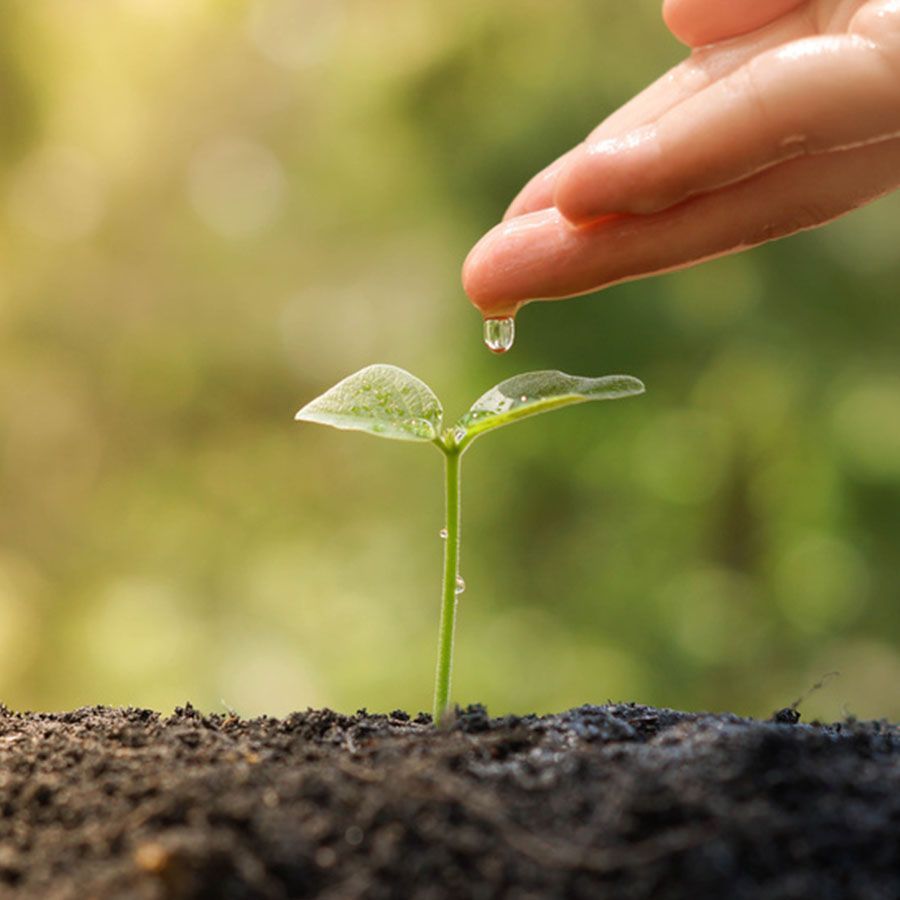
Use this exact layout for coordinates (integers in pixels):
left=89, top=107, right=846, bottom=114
left=1, top=702, right=898, bottom=899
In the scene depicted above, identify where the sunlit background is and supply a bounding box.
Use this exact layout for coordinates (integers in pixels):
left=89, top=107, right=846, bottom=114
left=2, top=0, right=899, bottom=721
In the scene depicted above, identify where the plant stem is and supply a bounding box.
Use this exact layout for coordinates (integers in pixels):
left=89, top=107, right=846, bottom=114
left=433, top=446, right=461, bottom=724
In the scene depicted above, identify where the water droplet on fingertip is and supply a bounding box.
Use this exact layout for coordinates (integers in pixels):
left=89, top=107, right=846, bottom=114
left=483, top=316, right=515, bottom=354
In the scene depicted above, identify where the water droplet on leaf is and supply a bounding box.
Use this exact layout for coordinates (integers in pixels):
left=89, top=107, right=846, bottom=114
left=483, top=316, right=515, bottom=354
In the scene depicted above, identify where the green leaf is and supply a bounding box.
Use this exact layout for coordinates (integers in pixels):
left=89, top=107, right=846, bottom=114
left=454, top=370, right=644, bottom=447
left=295, top=364, right=443, bottom=442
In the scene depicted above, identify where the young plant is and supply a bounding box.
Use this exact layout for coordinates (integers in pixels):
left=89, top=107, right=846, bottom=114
left=295, top=365, right=644, bottom=723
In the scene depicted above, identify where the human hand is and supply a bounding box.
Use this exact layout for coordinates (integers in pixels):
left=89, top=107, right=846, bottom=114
left=463, top=0, right=900, bottom=317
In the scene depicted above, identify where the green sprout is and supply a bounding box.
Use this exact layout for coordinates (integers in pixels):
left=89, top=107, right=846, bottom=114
left=296, top=365, right=645, bottom=723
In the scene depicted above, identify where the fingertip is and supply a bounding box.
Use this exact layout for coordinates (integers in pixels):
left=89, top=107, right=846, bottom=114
left=661, top=0, right=697, bottom=47
left=554, top=130, right=661, bottom=223
left=662, top=0, right=809, bottom=47
left=462, top=211, right=562, bottom=314
left=502, top=197, right=525, bottom=222
left=503, top=182, right=545, bottom=221
left=553, top=144, right=598, bottom=225
left=461, top=236, right=487, bottom=307
left=462, top=228, right=518, bottom=317
left=661, top=0, right=730, bottom=47
left=502, top=149, right=578, bottom=222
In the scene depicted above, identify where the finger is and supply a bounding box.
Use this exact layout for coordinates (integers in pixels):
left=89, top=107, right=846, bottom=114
left=503, top=7, right=815, bottom=220
left=663, top=0, right=808, bottom=47
left=503, top=149, right=577, bottom=220
left=554, top=32, right=900, bottom=224
left=463, top=137, right=900, bottom=313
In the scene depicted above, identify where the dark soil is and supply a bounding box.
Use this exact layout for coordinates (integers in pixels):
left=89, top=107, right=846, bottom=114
left=1, top=702, right=899, bottom=899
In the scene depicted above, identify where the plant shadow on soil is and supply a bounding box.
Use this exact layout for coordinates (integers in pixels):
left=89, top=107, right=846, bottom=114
left=1, top=701, right=898, bottom=899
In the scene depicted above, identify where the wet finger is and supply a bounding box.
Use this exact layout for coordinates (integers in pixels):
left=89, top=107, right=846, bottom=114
left=554, top=32, right=900, bottom=224
left=464, top=137, right=900, bottom=313
left=663, top=0, right=808, bottom=47
left=502, top=7, right=814, bottom=221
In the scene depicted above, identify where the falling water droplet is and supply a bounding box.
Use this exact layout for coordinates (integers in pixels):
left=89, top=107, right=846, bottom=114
left=439, top=528, right=448, bottom=539
left=455, top=576, right=466, bottom=594
left=483, top=316, right=515, bottom=354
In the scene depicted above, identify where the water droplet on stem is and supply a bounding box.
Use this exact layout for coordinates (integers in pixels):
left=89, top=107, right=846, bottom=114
left=455, top=576, right=466, bottom=594
left=439, top=528, right=448, bottom=539
left=483, top=316, right=515, bottom=354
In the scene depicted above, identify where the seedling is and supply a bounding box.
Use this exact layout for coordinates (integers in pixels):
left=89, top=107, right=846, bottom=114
left=296, top=365, right=644, bottom=723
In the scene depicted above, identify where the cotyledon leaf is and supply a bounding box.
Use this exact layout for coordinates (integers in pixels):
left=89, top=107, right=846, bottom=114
left=295, top=364, right=443, bottom=442
left=454, top=370, right=644, bottom=447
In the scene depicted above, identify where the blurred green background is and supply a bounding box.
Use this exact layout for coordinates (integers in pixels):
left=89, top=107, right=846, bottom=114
left=2, top=0, right=899, bottom=721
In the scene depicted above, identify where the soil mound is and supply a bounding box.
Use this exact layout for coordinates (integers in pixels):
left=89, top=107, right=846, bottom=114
left=1, top=702, right=898, bottom=899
